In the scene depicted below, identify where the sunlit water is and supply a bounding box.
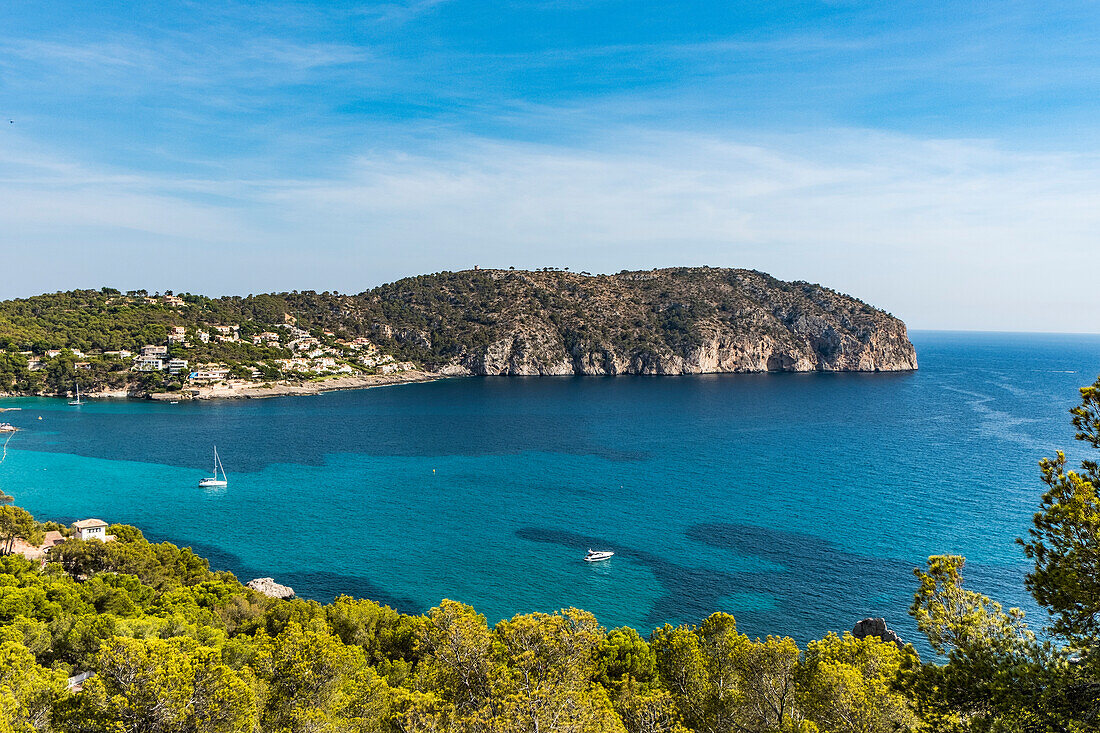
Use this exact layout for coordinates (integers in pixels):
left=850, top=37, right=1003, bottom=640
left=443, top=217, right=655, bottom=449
left=2, top=331, right=1098, bottom=648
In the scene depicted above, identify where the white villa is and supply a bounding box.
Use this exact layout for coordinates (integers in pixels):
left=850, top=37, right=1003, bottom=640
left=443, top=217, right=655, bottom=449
left=71, top=518, right=110, bottom=541
left=132, top=357, right=165, bottom=372
left=189, top=366, right=231, bottom=383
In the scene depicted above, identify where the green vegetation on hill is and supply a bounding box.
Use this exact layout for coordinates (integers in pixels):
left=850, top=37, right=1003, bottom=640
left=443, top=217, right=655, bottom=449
left=0, top=268, right=918, bottom=396
left=342, top=268, right=918, bottom=375
left=2, top=379, right=1100, bottom=731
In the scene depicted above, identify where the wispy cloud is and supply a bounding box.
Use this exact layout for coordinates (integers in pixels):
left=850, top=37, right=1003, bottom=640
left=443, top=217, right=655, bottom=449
left=2, top=127, right=1099, bottom=331
left=357, top=0, right=454, bottom=24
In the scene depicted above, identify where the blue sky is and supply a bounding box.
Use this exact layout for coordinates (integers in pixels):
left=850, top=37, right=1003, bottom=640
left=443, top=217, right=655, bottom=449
left=1, top=1, right=1099, bottom=331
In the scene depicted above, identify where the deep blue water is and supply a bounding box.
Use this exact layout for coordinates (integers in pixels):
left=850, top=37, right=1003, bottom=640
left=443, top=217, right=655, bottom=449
left=1, top=331, right=1098, bottom=649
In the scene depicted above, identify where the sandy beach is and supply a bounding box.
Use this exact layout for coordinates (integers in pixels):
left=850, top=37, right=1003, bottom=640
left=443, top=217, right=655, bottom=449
left=144, top=370, right=441, bottom=400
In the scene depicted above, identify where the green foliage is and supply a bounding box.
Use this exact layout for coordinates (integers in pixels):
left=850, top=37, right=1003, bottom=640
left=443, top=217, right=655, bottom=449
left=796, top=632, right=916, bottom=733
left=652, top=613, right=803, bottom=733
left=901, top=555, right=1070, bottom=732
left=901, top=375, right=1100, bottom=732
left=65, top=636, right=255, bottom=732
left=1020, top=381, right=1100, bottom=650
left=0, top=626, right=68, bottom=733
left=0, top=506, right=41, bottom=555
left=597, top=626, right=658, bottom=691
left=326, top=595, right=423, bottom=685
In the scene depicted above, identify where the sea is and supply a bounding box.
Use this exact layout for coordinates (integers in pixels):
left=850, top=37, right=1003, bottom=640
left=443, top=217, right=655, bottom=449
left=1, top=331, right=1098, bottom=650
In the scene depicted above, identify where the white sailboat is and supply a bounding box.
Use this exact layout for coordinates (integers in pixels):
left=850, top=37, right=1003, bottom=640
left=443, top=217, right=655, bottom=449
left=68, top=382, right=83, bottom=406
left=199, top=446, right=228, bottom=487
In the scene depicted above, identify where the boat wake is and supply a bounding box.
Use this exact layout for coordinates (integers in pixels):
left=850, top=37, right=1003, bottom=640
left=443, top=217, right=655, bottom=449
left=0, top=430, right=13, bottom=470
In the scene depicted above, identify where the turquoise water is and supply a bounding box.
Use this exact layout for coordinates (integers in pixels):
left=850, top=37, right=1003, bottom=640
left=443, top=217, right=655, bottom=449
left=1, top=331, right=1098, bottom=646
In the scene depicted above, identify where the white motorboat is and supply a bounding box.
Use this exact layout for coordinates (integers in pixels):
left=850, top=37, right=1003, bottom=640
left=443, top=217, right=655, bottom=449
left=199, top=445, right=228, bottom=487
left=0, top=423, right=17, bottom=433
left=584, top=549, right=614, bottom=562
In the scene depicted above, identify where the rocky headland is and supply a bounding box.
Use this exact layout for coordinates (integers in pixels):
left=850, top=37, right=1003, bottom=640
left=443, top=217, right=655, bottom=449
left=358, top=267, right=918, bottom=376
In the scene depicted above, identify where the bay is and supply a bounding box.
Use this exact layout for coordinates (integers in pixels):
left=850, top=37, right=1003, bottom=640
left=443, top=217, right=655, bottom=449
left=2, top=330, right=1098, bottom=648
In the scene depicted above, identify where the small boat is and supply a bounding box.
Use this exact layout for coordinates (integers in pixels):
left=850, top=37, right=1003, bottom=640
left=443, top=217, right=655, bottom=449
left=68, top=382, right=84, bottom=406
left=584, top=549, right=614, bottom=562
left=199, top=445, right=228, bottom=487
left=0, top=423, right=17, bottom=433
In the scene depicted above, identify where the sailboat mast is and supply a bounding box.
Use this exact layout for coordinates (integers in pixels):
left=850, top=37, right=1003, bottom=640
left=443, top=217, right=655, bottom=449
left=212, top=445, right=225, bottom=481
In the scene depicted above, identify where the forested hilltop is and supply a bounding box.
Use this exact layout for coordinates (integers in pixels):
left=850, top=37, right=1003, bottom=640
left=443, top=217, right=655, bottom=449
left=2, top=378, right=1100, bottom=732
left=0, top=268, right=915, bottom=396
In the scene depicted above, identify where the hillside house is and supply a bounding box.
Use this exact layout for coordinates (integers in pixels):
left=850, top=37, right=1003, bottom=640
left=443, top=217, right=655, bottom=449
left=140, top=345, right=168, bottom=358
left=167, top=358, right=189, bottom=375
left=276, top=358, right=312, bottom=372
left=132, top=357, right=165, bottom=372
left=189, top=366, right=230, bottom=383
left=167, top=326, right=186, bottom=344
left=289, top=337, right=319, bottom=352
left=71, top=518, right=110, bottom=541
left=281, top=325, right=309, bottom=339
left=381, top=361, right=416, bottom=374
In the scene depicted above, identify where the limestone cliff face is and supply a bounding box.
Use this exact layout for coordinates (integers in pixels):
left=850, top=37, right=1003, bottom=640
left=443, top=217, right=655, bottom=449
left=355, top=267, right=917, bottom=376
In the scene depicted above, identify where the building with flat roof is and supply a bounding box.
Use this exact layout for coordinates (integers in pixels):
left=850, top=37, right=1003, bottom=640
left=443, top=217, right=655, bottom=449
left=132, top=357, right=165, bottom=372
left=71, top=518, right=109, bottom=541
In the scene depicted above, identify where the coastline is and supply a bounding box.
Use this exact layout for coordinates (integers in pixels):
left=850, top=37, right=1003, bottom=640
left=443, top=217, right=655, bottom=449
left=149, top=370, right=441, bottom=400
left=0, top=370, right=442, bottom=402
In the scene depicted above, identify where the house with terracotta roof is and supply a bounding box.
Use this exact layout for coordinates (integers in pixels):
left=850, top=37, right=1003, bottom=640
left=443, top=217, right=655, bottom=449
left=11, top=530, right=66, bottom=561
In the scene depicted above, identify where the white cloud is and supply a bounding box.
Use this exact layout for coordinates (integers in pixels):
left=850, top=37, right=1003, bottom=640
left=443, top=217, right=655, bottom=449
left=2, top=128, right=1099, bottom=332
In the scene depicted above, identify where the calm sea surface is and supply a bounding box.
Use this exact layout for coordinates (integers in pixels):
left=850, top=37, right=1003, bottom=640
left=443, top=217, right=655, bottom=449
left=2, top=331, right=1099, bottom=647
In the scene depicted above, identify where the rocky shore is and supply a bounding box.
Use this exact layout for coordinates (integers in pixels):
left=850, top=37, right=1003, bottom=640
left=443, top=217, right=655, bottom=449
left=145, top=370, right=439, bottom=400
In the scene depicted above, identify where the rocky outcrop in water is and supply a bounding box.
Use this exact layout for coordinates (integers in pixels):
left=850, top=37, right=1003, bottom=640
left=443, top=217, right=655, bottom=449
left=247, top=577, right=295, bottom=599
left=356, top=267, right=917, bottom=375
left=852, top=617, right=905, bottom=649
